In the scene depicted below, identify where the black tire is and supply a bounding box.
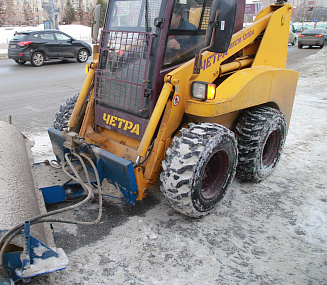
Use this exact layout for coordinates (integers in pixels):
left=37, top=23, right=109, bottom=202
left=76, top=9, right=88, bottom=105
left=14, top=60, right=26, bottom=65
left=77, top=49, right=89, bottom=63
left=160, top=123, right=238, bottom=218
left=298, top=43, right=303, bottom=49
left=235, top=106, right=286, bottom=182
left=53, top=94, right=78, bottom=130
left=320, top=40, right=326, bottom=49
left=31, top=51, right=45, bottom=67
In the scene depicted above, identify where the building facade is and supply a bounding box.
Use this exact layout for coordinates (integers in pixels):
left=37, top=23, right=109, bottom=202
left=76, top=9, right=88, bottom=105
left=0, top=0, right=97, bottom=26
left=251, top=0, right=327, bottom=22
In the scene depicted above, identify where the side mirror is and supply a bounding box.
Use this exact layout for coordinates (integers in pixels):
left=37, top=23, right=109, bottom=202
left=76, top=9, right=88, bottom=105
left=205, top=0, right=237, bottom=53
left=193, top=0, right=237, bottom=73
left=91, top=4, right=102, bottom=44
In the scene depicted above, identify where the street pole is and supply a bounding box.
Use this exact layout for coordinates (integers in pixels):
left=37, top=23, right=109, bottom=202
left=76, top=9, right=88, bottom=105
left=301, top=0, right=306, bottom=28
left=51, top=0, right=55, bottom=29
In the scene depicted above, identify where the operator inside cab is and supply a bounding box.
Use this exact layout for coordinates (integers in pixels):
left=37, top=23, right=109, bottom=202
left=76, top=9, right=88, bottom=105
left=167, top=3, right=197, bottom=50
left=164, top=2, right=204, bottom=66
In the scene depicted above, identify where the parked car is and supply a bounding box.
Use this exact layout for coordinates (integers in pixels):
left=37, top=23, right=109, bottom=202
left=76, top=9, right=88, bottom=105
left=298, top=28, right=327, bottom=49
left=289, top=29, right=297, bottom=45
left=8, top=30, right=92, bottom=66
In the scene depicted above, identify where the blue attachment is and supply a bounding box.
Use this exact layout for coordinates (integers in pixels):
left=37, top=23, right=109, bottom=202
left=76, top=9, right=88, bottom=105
left=33, top=160, right=92, bottom=204
left=48, top=128, right=138, bottom=205
left=1, top=223, right=69, bottom=283
left=23, top=222, right=31, bottom=271
left=41, top=184, right=89, bottom=204
left=41, top=185, right=66, bottom=204
left=94, top=148, right=138, bottom=205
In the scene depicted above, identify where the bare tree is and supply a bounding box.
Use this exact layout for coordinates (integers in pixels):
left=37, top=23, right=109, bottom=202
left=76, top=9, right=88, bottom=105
left=0, top=0, right=6, bottom=26
left=23, top=0, right=33, bottom=25
left=63, top=0, right=75, bottom=24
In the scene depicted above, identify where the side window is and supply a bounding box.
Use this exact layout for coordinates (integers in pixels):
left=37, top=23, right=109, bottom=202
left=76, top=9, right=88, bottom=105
left=169, top=3, right=198, bottom=31
left=40, top=33, right=55, bottom=40
left=55, top=33, right=71, bottom=41
left=163, top=1, right=208, bottom=67
left=32, top=33, right=39, bottom=39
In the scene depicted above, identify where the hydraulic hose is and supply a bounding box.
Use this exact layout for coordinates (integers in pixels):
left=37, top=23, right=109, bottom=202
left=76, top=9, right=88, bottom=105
left=0, top=151, right=103, bottom=270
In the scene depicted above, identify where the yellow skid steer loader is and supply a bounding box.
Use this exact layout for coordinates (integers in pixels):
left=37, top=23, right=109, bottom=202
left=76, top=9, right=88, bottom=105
left=0, top=0, right=298, bottom=282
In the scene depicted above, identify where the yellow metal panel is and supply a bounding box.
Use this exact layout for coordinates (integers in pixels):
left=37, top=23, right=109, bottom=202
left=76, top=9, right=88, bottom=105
left=85, top=130, right=139, bottom=161
left=252, top=4, right=293, bottom=68
left=185, top=66, right=274, bottom=116
left=269, top=69, right=299, bottom=127
left=185, top=66, right=298, bottom=130
left=188, top=111, right=241, bottom=130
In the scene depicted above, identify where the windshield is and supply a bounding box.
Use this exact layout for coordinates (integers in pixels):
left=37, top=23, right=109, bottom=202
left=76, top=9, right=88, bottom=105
left=106, top=0, right=161, bottom=31
left=303, top=29, right=325, bottom=34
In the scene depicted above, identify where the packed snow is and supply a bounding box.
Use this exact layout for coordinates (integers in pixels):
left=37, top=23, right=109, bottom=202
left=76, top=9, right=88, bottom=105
left=0, top=25, right=326, bottom=284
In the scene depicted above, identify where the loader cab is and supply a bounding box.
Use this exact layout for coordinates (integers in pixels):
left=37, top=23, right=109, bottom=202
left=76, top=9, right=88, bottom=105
left=104, top=0, right=205, bottom=67
left=95, top=0, right=241, bottom=140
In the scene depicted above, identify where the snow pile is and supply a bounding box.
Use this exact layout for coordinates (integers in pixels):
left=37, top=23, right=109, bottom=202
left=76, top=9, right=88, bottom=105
left=29, top=132, right=56, bottom=162
left=58, top=25, right=92, bottom=43
left=0, top=25, right=43, bottom=45
left=294, top=47, right=327, bottom=79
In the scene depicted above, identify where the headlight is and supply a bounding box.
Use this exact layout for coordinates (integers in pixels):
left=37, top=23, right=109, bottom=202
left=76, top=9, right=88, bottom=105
left=191, top=81, right=216, bottom=101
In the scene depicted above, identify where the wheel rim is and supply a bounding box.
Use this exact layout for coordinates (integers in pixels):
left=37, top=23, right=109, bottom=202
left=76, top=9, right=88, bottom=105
left=262, top=129, right=280, bottom=167
left=79, top=50, right=88, bottom=62
left=201, top=150, right=229, bottom=200
left=33, top=53, right=43, bottom=66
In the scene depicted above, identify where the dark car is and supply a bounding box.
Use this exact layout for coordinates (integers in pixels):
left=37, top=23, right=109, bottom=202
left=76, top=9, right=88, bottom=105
left=295, top=26, right=308, bottom=33
left=8, top=30, right=92, bottom=66
left=298, top=28, right=327, bottom=49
